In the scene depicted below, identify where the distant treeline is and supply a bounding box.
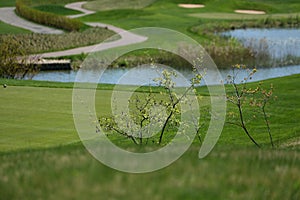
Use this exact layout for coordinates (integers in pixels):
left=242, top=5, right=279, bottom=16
left=15, top=0, right=84, bottom=32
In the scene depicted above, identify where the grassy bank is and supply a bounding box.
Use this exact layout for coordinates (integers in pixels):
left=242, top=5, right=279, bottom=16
left=0, top=74, right=299, bottom=199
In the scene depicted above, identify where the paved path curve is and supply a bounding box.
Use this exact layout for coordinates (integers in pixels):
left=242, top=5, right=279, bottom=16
left=0, top=2, right=148, bottom=58
left=0, top=7, right=63, bottom=34
left=65, top=1, right=95, bottom=18
left=38, top=22, right=147, bottom=58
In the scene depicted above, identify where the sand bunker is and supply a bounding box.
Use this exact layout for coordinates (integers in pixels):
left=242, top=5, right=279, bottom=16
left=178, top=4, right=205, bottom=9
left=234, top=10, right=266, bottom=15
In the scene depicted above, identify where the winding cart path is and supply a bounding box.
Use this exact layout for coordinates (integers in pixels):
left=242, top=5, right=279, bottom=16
left=0, top=1, right=148, bottom=58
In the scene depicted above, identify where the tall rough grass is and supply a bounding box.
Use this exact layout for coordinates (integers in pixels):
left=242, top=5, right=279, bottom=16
left=1, top=28, right=115, bottom=54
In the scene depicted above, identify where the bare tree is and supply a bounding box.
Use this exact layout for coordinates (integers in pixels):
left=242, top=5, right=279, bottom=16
left=99, top=67, right=202, bottom=145
left=226, top=64, right=275, bottom=147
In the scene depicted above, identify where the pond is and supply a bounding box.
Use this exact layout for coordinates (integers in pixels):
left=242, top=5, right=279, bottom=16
left=32, top=64, right=300, bottom=86
left=222, top=28, right=300, bottom=59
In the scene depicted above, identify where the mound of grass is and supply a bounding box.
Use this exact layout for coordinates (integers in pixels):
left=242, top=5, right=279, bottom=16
left=33, top=4, right=82, bottom=16
left=83, top=0, right=156, bottom=11
left=29, top=0, right=82, bottom=6
left=15, top=0, right=84, bottom=32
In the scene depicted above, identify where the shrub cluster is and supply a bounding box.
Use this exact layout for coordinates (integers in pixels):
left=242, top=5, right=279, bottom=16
left=0, top=37, right=39, bottom=79
left=15, top=0, right=84, bottom=32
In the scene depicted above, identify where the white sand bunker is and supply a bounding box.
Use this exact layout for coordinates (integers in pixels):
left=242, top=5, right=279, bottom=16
left=235, top=10, right=266, bottom=15
left=178, top=4, right=205, bottom=9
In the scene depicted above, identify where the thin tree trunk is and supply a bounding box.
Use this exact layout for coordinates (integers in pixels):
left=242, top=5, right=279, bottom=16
left=159, top=110, right=173, bottom=144
left=237, top=103, right=260, bottom=148
left=262, top=104, right=274, bottom=147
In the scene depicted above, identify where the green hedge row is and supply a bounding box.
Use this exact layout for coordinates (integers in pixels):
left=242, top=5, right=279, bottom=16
left=15, top=0, right=84, bottom=32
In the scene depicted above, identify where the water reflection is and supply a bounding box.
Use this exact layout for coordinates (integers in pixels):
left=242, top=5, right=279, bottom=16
left=32, top=64, right=300, bottom=86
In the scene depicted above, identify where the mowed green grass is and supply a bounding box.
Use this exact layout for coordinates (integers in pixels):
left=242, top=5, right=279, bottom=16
left=79, top=0, right=300, bottom=30
left=190, top=12, right=300, bottom=20
left=0, top=82, right=117, bottom=152
left=0, top=21, right=29, bottom=34
left=0, top=74, right=300, bottom=152
left=83, top=0, right=156, bottom=11
left=0, top=85, right=78, bottom=151
left=0, top=0, right=15, bottom=7
left=33, top=4, right=81, bottom=16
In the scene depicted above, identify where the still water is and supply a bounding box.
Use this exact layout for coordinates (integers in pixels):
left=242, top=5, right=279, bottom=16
left=222, top=28, right=300, bottom=58
left=32, top=64, right=300, bottom=86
